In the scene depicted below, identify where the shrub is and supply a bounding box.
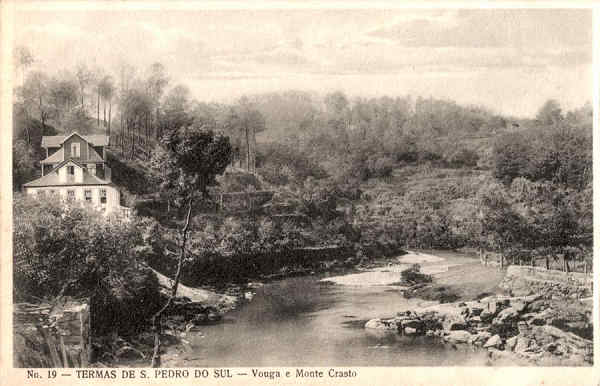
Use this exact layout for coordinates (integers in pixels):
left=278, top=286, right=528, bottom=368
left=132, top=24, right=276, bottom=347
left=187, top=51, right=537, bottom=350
left=13, top=195, right=161, bottom=335
left=400, top=264, right=433, bottom=285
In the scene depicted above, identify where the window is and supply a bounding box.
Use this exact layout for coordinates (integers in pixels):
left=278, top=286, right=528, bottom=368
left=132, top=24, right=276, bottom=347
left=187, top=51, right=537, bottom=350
left=37, top=190, right=45, bottom=196
left=67, top=166, right=75, bottom=175
left=100, top=189, right=107, bottom=204
left=67, top=190, right=75, bottom=201
left=71, top=143, right=80, bottom=158
left=84, top=190, right=92, bottom=202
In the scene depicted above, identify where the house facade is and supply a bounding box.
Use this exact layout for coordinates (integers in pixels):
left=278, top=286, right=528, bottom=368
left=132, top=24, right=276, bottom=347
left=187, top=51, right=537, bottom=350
left=23, top=133, right=127, bottom=215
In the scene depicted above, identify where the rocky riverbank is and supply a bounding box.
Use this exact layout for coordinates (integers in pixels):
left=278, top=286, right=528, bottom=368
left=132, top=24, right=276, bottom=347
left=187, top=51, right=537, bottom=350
left=365, top=294, right=592, bottom=366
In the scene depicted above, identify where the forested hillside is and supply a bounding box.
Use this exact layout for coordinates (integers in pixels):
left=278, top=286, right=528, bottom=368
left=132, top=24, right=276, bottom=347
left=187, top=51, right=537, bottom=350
left=13, top=47, right=592, bottom=276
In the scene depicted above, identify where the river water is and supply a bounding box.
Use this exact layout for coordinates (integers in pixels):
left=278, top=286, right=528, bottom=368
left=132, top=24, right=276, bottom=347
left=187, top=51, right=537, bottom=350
left=170, top=253, right=492, bottom=366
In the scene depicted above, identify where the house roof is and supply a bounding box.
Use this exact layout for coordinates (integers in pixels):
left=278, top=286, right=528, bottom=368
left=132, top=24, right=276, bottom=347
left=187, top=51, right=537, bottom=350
left=40, top=140, right=105, bottom=164
left=40, top=148, right=64, bottom=164
left=41, top=133, right=109, bottom=147
left=24, top=159, right=112, bottom=188
left=86, top=145, right=104, bottom=162
left=51, top=158, right=86, bottom=171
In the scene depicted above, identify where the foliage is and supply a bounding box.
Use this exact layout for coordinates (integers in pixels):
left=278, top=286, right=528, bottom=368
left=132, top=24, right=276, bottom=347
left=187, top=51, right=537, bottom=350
left=13, top=195, right=161, bottom=334
left=401, top=264, right=433, bottom=285
left=256, top=142, right=327, bottom=186
left=13, top=140, right=38, bottom=191
left=153, top=127, right=233, bottom=204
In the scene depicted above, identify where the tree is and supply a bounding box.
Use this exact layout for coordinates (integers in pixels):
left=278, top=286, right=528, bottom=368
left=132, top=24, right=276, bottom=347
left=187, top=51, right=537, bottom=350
left=223, top=99, right=265, bottom=173
left=98, top=75, right=115, bottom=135
left=75, top=63, right=93, bottom=109
left=20, top=71, right=50, bottom=126
left=14, top=46, right=34, bottom=86
left=161, top=85, right=191, bottom=133
left=476, top=182, right=526, bottom=267
left=492, top=133, right=533, bottom=184
left=48, top=72, right=79, bottom=124
left=536, top=99, right=563, bottom=126
left=146, top=62, right=169, bottom=139
left=12, top=140, right=37, bottom=190
left=149, top=126, right=232, bottom=367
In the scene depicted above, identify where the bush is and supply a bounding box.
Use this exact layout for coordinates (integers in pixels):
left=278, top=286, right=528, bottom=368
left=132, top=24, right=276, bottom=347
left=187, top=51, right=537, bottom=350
left=446, top=148, right=479, bottom=168
left=13, top=195, right=161, bottom=335
left=400, top=264, right=433, bottom=285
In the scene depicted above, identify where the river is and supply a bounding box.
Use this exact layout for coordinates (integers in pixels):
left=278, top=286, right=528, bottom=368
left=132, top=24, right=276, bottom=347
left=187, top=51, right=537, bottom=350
left=166, top=252, right=493, bottom=366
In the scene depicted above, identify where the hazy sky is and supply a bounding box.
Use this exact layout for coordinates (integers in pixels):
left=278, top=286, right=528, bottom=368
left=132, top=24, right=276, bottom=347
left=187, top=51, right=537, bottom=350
left=14, top=7, right=592, bottom=117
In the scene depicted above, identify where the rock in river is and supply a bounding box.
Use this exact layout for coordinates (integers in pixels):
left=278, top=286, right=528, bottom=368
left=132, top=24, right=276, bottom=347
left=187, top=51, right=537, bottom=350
left=483, top=335, right=502, bottom=349
left=444, top=330, right=472, bottom=344
left=365, top=318, right=396, bottom=330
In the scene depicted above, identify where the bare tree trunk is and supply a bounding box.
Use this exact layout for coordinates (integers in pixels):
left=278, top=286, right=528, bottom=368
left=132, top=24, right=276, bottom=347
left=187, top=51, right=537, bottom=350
left=151, top=197, right=193, bottom=367
left=245, top=126, right=250, bottom=172
left=97, top=92, right=100, bottom=127
left=103, top=101, right=106, bottom=127
left=108, top=101, right=112, bottom=137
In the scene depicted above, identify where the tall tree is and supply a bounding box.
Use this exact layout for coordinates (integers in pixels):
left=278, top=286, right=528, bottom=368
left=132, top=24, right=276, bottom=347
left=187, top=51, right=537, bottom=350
left=149, top=126, right=232, bottom=367
left=98, top=75, right=115, bottom=136
left=536, top=99, right=563, bottom=126
left=146, top=62, right=169, bottom=139
left=223, top=99, right=265, bottom=173
left=48, top=72, right=78, bottom=125
left=20, top=71, right=49, bottom=126
left=14, top=46, right=34, bottom=86
left=75, top=63, right=93, bottom=110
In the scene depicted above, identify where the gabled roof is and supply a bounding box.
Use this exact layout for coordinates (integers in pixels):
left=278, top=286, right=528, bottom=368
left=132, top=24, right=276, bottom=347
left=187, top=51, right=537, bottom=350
left=86, top=145, right=104, bottom=162
left=41, top=133, right=109, bottom=147
left=40, top=140, right=105, bottom=164
left=40, top=148, right=64, bottom=164
left=51, top=158, right=86, bottom=171
left=24, top=159, right=112, bottom=188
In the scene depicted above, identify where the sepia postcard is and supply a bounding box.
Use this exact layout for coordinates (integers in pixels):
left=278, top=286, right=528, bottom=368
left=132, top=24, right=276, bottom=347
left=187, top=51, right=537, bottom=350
left=1, top=1, right=598, bottom=385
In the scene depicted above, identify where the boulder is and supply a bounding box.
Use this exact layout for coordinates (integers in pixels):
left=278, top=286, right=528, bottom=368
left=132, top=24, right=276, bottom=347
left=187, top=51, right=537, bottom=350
left=480, top=309, right=495, bottom=323
left=483, top=334, right=502, bottom=349
left=514, top=337, right=531, bottom=354
left=404, top=327, right=418, bottom=335
left=442, top=314, right=467, bottom=331
left=494, top=307, right=520, bottom=324
left=364, top=318, right=396, bottom=330
left=472, top=331, right=492, bottom=346
left=528, top=311, right=550, bottom=326
left=469, top=306, right=484, bottom=317
left=506, top=336, right=518, bottom=351
left=444, top=330, right=472, bottom=344
left=527, top=299, right=548, bottom=313
left=511, top=300, right=527, bottom=313
left=400, top=319, right=424, bottom=331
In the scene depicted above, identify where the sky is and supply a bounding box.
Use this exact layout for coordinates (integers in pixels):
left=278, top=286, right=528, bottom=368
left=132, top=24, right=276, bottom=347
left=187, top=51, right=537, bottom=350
left=14, top=6, right=592, bottom=118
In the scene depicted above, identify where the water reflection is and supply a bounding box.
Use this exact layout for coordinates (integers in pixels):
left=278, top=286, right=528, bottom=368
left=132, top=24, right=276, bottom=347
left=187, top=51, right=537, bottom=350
left=176, top=274, right=490, bottom=366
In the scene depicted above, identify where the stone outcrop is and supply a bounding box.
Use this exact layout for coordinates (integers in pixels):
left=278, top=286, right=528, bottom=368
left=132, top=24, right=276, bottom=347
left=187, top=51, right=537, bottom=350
left=365, top=294, right=592, bottom=365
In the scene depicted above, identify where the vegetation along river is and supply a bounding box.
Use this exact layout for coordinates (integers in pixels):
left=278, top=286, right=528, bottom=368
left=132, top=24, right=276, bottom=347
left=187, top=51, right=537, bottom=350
left=165, top=252, right=496, bottom=366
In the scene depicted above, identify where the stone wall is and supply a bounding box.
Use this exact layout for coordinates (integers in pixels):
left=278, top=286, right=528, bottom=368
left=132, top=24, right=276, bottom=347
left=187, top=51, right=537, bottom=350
left=13, top=298, right=91, bottom=368
left=500, top=266, right=592, bottom=299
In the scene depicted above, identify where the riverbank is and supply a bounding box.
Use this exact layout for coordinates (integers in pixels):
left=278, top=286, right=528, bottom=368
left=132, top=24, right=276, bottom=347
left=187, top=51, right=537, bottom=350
left=363, top=251, right=593, bottom=366
left=91, top=248, right=407, bottom=366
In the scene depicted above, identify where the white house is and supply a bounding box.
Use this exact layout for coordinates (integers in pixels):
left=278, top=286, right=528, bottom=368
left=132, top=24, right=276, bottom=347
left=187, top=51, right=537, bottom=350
left=23, top=133, right=128, bottom=216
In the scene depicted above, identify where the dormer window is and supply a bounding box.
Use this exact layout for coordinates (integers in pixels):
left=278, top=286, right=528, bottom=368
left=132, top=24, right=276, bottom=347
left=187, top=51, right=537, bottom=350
left=71, top=143, right=80, bottom=158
